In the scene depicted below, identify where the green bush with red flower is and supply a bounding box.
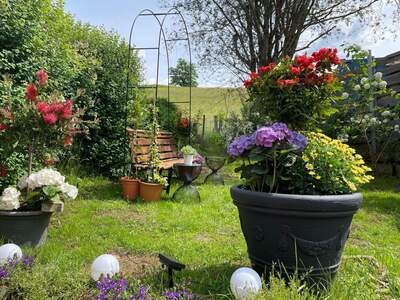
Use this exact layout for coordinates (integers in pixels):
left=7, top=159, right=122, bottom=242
left=0, top=70, right=85, bottom=180
left=244, top=48, right=342, bottom=130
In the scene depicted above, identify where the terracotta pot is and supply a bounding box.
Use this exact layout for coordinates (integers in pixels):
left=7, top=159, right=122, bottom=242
left=120, top=177, right=140, bottom=201
left=140, top=181, right=163, bottom=202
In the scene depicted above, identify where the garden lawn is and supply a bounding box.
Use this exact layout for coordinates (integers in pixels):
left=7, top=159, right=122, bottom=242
left=10, top=173, right=400, bottom=299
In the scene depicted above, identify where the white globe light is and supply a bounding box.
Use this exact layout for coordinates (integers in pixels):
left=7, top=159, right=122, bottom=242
left=91, top=254, right=120, bottom=281
left=0, top=243, right=23, bottom=266
left=230, top=267, right=262, bottom=299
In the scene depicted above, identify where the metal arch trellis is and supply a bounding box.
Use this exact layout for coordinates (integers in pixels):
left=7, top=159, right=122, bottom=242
left=125, top=7, right=193, bottom=144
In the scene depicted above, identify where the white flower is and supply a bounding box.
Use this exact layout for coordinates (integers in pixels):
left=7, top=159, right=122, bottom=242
left=379, top=81, right=387, bottom=88
left=342, top=92, right=349, bottom=99
left=361, top=119, right=367, bottom=124
left=374, top=72, right=383, bottom=80
left=363, top=83, right=371, bottom=89
left=383, top=119, right=389, bottom=123
left=0, top=187, right=20, bottom=211
left=354, top=85, right=361, bottom=91
left=394, top=125, right=400, bottom=132
left=60, top=183, right=78, bottom=200
left=361, top=77, right=369, bottom=84
left=17, top=175, right=28, bottom=190
left=27, top=168, right=65, bottom=190
left=371, top=81, right=379, bottom=87
left=382, top=110, right=391, bottom=117
left=370, top=117, right=377, bottom=124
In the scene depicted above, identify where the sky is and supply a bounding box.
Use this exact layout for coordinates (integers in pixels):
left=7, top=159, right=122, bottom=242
left=64, top=0, right=400, bottom=87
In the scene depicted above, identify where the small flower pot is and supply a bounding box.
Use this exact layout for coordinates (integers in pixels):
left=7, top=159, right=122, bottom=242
left=139, top=181, right=163, bottom=202
left=184, top=154, right=194, bottom=165
left=0, top=211, right=52, bottom=247
left=120, top=177, right=140, bottom=201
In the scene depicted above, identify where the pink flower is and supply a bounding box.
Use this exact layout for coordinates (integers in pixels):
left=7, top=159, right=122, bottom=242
left=0, top=123, right=7, bottom=131
left=49, top=101, right=63, bottom=114
left=36, top=101, right=49, bottom=114
left=64, top=136, right=72, bottom=146
left=276, top=77, right=300, bottom=87
left=26, top=84, right=37, bottom=102
left=43, top=113, right=58, bottom=125
left=36, top=69, right=48, bottom=86
left=289, top=65, right=301, bottom=75
left=61, top=100, right=73, bottom=119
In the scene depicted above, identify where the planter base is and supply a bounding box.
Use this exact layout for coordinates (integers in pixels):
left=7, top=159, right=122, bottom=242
left=0, top=211, right=52, bottom=247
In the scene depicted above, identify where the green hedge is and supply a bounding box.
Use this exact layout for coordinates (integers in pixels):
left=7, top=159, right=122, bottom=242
left=0, top=0, right=140, bottom=183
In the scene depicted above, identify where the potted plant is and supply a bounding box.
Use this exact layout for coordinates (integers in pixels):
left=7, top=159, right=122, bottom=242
left=229, top=48, right=374, bottom=287
left=181, top=145, right=197, bottom=166
left=120, top=149, right=140, bottom=202
left=138, top=102, right=168, bottom=202
left=0, top=70, right=83, bottom=246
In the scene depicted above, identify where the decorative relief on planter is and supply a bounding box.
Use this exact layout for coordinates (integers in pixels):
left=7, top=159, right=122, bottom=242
left=278, top=225, right=348, bottom=257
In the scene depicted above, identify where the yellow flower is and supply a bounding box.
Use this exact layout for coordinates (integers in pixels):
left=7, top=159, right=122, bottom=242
left=315, top=175, right=321, bottom=180
left=305, top=163, right=314, bottom=170
left=309, top=171, right=316, bottom=176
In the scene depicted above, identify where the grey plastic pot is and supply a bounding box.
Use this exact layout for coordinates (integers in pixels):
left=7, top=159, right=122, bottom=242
left=231, top=185, right=362, bottom=287
left=0, top=211, right=52, bottom=247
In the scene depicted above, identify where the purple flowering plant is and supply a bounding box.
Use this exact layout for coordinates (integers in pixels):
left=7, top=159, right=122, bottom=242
left=228, top=122, right=307, bottom=193
left=92, top=275, right=194, bottom=300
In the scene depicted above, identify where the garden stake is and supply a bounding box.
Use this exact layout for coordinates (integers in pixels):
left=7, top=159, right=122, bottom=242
left=159, top=253, right=186, bottom=288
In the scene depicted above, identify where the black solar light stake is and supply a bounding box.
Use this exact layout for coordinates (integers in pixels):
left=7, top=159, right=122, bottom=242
left=159, top=253, right=186, bottom=288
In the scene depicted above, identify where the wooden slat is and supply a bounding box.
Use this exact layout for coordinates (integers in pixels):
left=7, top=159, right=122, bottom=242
left=133, top=145, right=177, bottom=155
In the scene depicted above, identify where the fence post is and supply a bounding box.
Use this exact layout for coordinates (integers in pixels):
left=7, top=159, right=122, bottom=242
left=202, top=114, right=205, bottom=138
left=214, top=115, right=218, bottom=132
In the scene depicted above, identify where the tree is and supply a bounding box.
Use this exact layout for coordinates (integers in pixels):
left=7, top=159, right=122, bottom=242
left=164, top=0, right=400, bottom=78
left=170, top=58, right=198, bottom=87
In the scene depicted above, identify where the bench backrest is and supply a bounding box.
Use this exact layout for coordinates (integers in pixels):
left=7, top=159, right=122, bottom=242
left=126, top=128, right=179, bottom=167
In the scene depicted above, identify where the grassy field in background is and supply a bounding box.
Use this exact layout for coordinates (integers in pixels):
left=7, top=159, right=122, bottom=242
left=8, top=170, right=400, bottom=299
left=146, top=86, right=244, bottom=130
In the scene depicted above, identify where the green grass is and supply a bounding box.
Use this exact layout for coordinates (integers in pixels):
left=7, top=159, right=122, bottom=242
left=5, top=172, right=400, bottom=299
left=146, top=86, right=243, bottom=129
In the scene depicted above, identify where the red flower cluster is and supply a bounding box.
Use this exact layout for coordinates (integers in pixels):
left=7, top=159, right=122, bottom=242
left=311, top=48, right=340, bottom=65
left=0, top=123, right=7, bottom=131
left=179, top=117, right=189, bottom=128
left=242, top=48, right=340, bottom=88
left=26, top=84, right=37, bottom=102
left=243, top=63, right=277, bottom=88
left=0, top=164, right=8, bottom=177
left=36, top=100, right=74, bottom=125
left=36, top=69, right=48, bottom=86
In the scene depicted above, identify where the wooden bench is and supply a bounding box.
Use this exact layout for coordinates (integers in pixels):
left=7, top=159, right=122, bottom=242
left=126, top=128, right=183, bottom=193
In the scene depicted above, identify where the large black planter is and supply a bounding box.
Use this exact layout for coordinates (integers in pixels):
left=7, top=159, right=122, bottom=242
left=231, top=185, right=362, bottom=286
left=0, top=211, right=52, bottom=247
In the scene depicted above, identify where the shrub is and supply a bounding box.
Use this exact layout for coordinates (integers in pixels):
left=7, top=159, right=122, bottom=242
left=243, top=48, right=341, bottom=130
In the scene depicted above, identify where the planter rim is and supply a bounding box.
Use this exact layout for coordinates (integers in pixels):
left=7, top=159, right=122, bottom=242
left=231, top=185, right=362, bottom=213
left=0, top=210, right=52, bottom=217
left=140, top=181, right=162, bottom=187
left=120, top=177, right=140, bottom=182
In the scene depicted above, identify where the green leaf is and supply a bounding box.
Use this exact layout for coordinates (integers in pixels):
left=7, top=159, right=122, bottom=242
left=42, top=186, right=60, bottom=197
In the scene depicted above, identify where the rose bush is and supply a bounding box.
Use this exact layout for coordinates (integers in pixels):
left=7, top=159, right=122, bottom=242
left=243, top=48, right=341, bottom=130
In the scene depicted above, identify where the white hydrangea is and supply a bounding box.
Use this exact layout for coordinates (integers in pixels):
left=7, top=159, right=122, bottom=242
left=374, top=72, right=383, bottom=80
left=59, top=183, right=78, bottom=200
left=26, top=168, right=65, bottom=190
left=361, top=77, right=369, bottom=84
left=371, top=81, right=379, bottom=87
left=382, top=110, right=391, bottom=117
left=0, top=187, right=20, bottom=211
left=379, top=81, right=387, bottom=88
left=354, top=84, right=361, bottom=91
left=363, top=83, right=371, bottom=89
left=370, top=117, right=377, bottom=124
left=342, top=92, right=349, bottom=99
left=383, top=119, right=389, bottom=124
left=394, top=125, right=400, bottom=132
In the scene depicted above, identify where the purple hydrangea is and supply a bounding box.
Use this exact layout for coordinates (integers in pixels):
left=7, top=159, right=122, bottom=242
left=193, top=154, right=205, bottom=165
left=0, top=267, right=9, bottom=280
left=227, top=123, right=307, bottom=155
left=227, top=134, right=256, bottom=157
left=288, top=131, right=308, bottom=150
